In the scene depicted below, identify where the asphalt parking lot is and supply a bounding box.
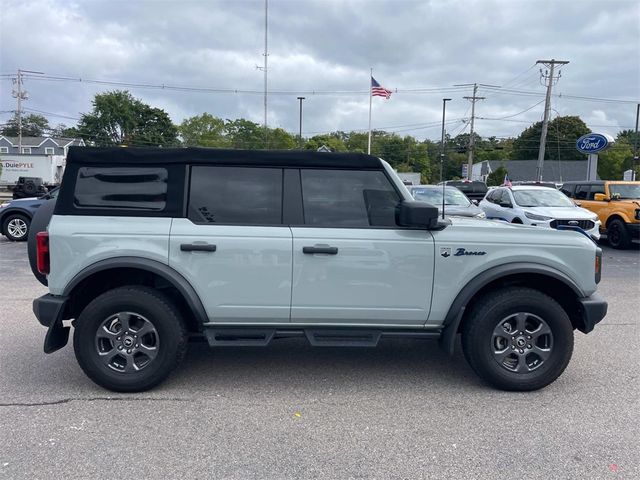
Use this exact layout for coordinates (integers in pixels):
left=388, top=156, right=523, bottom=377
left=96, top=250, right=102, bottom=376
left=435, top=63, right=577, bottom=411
left=0, top=237, right=638, bottom=479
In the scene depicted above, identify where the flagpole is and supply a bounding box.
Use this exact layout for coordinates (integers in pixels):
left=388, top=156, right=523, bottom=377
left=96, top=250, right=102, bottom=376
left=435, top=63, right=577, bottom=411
left=367, top=67, right=373, bottom=155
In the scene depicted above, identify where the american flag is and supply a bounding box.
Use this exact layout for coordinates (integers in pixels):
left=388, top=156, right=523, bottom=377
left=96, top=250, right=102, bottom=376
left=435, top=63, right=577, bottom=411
left=503, top=174, right=512, bottom=187
left=371, top=77, right=392, bottom=99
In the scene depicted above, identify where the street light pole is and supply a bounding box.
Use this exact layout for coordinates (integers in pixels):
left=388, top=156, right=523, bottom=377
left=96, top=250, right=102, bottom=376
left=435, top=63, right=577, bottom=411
left=440, top=98, right=452, bottom=219
left=297, top=96, right=305, bottom=147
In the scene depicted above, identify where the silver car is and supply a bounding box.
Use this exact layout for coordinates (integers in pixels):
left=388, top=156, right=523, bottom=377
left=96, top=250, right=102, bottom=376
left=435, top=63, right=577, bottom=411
left=410, top=185, right=486, bottom=218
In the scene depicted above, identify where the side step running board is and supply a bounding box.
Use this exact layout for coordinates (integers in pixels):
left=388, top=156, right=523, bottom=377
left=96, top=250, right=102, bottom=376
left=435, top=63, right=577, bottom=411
left=304, top=329, right=381, bottom=347
left=204, top=329, right=275, bottom=346
left=202, top=327, right=437, bottom=347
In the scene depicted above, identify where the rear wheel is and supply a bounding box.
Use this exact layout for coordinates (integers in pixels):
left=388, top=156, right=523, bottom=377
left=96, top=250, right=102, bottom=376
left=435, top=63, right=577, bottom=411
left=607, top=218, right=631, bottom=249
left=462, top=287, right=573, bottom=391
left=73, top=286, right=187, bottom=392
left=3, top=214, right=30, bottom=241
left=511, top=218, right=523, bottom=224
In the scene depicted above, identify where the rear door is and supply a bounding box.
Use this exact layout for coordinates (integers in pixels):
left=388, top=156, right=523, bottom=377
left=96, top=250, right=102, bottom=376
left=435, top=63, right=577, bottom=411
left=290, top=169, right=434, bottom=326
left=169, top=166, right=292, bottom=323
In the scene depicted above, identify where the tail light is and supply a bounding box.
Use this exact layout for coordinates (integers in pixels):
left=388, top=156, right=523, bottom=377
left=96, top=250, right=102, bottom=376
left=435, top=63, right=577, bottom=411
left=595, top=248, right=602, bottom=284
left=36, top=232, right=50, bottom=275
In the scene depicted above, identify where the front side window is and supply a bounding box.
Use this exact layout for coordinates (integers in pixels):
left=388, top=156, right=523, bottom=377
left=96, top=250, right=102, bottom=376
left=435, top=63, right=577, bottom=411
left=74, top=167, right=168, bottom=211
left=589, top=184, right=606, bottom=200
left=574, top=185, right=589, bottom=200
left=560, top=184, right=575, bottom=198
left=301, top=170, right=400, bottom=227
left=189, top=166, right=282, bottom=225
left=499, top=190, right=512, bottom=206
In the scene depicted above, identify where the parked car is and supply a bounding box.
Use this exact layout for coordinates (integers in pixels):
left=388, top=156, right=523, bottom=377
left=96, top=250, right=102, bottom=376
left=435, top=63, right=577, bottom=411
left=30, top=147, right=606, bottom=393
left=479, top=186, right=601, bottom=239
left=11, top=176, right=48, bottom=199
left=409, top=185, right=485, bottom=218
left=0, top=187, right=59, bottom=241
left=560, top=181, right=640, bottom=249
left=438, top=180, right=488, bottom=201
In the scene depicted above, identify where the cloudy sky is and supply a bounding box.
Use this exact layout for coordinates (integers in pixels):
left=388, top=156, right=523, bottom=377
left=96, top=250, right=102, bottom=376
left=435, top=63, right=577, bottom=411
left=1, top=0, right=639, bottom=141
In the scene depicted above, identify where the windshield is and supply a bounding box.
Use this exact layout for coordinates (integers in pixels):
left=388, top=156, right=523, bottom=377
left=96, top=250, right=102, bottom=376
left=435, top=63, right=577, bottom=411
left=609, top=184, right=640, bottom=199
left=412, top=187, right=470, bottom=206
left=512, top=189, right=575, bottom=207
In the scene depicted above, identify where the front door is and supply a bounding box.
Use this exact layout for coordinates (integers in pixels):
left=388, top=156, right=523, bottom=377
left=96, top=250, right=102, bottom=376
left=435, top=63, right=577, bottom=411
left=290, top=169, right=434, bottom=326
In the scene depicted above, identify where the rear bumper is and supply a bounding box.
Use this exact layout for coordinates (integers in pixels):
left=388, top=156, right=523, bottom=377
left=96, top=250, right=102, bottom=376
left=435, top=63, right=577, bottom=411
left=33, top=294, right=70, bottom=353
left=576, top=294, right=608, bottom=334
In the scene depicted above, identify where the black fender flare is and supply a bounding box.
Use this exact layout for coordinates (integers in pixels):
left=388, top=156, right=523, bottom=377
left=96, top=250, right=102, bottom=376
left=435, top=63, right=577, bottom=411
left=63, top=257, right=209, bottom=328
left=438, top=262, right=584, bottom=355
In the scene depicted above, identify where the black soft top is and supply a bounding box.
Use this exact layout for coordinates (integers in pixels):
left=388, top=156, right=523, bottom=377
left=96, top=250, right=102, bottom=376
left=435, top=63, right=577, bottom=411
left=67, top=146, right=383, bottom=169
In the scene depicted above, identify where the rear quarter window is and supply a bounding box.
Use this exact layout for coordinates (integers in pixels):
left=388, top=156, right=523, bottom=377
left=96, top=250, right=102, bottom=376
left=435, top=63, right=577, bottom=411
left=74, top=167, right=168, bottom=211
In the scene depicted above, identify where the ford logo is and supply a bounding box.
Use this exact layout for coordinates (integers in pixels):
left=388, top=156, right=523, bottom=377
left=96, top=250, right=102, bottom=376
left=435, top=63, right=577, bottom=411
left=576, top=133, right=613, bottom=154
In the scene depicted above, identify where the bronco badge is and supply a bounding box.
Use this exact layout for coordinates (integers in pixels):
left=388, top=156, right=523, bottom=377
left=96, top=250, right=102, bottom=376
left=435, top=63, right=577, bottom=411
left=454, top=248, right=487, bottom=256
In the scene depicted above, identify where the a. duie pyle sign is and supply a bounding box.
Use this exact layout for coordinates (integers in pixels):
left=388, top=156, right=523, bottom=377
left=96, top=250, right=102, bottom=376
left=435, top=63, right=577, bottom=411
left=576, top=133, right=614, bottom=154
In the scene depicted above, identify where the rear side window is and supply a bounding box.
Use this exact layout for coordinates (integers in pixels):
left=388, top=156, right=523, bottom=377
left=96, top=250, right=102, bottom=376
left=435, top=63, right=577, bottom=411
left=301, top=170, right=400, bottom=227
left=74, top=167, right=168, bottom=211
left=188, top=166, right=283, bottom=224
left=560, top=184, right=575, bottom=197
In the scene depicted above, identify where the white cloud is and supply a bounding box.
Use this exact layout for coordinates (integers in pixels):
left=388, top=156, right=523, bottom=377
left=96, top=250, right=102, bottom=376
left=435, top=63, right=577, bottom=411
left=0, top=0, right=638, bottom=140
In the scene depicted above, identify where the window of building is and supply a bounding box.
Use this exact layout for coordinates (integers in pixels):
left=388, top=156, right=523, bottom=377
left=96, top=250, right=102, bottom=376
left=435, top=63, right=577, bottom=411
left=44, top=147, right=55, bottom=155
left=0, top=147, right=8, bottom=153
left=74, top=167, right=168, bottom=211
left=21, top=147, right=32, bottom=154
left=300, top=169, right=400, bottom=227
left=188, top=166, right=283, bottom=225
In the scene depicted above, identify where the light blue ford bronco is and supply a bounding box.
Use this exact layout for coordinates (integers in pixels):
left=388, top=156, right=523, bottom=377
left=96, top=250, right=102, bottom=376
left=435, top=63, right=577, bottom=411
left=30, top=147, right=607, bottom=392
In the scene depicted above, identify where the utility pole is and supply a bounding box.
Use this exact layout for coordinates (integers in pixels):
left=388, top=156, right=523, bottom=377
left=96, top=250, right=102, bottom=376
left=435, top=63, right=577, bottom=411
left=535, top=59, right=569, bottom=181
left=440, top=98, right=451, bottom=219
left=263, top=0, right=268, bottom=148
left=633, top=103, right=639, bottom=181
left=440, top=98, right=452, bottom=183
left=297, top=96, right=305, bottom=147
left=454, top=83, right=497, bottom=180
left=11, top=69, right=43, bottom=154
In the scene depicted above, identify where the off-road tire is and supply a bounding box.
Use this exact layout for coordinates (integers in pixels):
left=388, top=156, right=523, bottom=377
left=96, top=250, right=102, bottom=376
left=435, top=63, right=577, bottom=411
left=3, top=213, right=30, bottom=241
left=73, top=286, right=187, bottom=392
left=461, top=287, right=574, bottom=391
left=607, top=218, right=631, bottom=249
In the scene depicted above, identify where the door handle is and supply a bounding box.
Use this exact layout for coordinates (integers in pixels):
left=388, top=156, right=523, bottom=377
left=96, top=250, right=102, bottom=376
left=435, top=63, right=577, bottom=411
left=180, top=243, right=217, bottom=252
left=303, top=245, right=338, bottom=255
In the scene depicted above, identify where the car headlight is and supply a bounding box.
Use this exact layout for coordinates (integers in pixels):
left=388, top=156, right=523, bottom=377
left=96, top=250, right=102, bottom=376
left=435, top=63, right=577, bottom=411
left=474, top=212, right=486, bottom=218
left=524, top=212, right=553, bottom=221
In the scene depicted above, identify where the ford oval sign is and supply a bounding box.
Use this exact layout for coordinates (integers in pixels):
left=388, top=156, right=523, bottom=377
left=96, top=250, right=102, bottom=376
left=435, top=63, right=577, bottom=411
left=576, top=133, right=614, bottom=154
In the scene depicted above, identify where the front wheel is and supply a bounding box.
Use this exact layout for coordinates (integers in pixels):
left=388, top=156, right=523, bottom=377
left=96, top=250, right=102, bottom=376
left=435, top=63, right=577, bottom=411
left=462, top=287, right=574, bottom=391
left=73, top=286, right=187, bottom=392
left=607, top=219, right=631, bottom=249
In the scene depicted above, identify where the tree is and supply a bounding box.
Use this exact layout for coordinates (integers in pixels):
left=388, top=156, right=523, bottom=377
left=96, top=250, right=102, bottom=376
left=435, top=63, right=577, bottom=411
left=487, top=165, right=508, bottom=186
left=304, top=133, right=347, bottom=152
left=598, top=140, right=635, bottom=180
left=511, top=116, right=590, bottom=161
left=77, top=90, right=178, bottom=146
left=179, top=113, right=227, bottom=147
left=1, top=112, right=50, bottom=137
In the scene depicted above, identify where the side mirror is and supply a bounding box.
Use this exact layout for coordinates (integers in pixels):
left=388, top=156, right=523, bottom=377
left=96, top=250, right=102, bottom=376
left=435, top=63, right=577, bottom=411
left=471, top=199, right=479, bottom=205
left=499, top=202, right=512, bottom=208
left=594, top=193, right=608, bottom=202
left=396, top=201, right=439, bottom=229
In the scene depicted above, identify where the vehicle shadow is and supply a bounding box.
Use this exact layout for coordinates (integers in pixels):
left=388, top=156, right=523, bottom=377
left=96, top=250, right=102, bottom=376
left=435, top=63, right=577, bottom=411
left=163, top=337, right=481, bottom=394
